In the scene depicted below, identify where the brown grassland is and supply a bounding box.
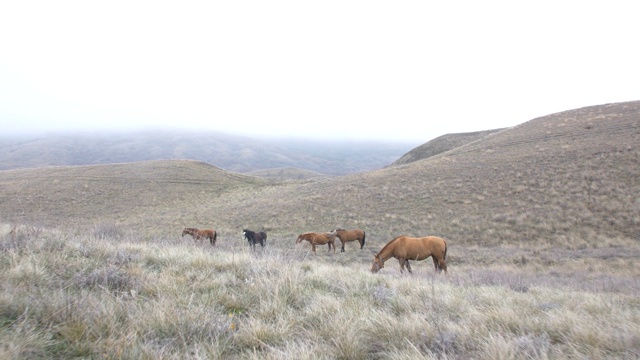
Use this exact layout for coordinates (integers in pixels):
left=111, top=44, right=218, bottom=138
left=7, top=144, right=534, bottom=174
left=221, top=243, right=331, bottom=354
left=1, top=101, right=640, bottom=358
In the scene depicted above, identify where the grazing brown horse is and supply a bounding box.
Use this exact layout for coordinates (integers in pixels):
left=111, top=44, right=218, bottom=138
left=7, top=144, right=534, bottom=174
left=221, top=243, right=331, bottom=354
left=182, top=228, right=217, bottom=245
left=332, top=228, right=366, bottom=252
left=296, top=232, right=337, bottom=254
left=371, top=235, right=447, bottom=274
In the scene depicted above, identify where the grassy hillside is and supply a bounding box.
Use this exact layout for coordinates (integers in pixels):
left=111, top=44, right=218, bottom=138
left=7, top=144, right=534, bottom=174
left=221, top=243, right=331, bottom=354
left=390, top=128, right=504, bottom=166
left=1, top=101, right=639, bottom=246
left=183, top=100, right=640, bottom=249
left=1, top=101, right=640, bottom=358
left=0, top=160, right=268, bottom=237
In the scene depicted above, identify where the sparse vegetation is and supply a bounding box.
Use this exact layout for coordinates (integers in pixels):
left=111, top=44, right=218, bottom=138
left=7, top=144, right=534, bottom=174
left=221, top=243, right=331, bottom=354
left=1, top=101, right=639, bottom=358
left=389, top=128, right=504, bottom=166
left=1, top=225, right=639, bottom=359
left=244, top=167, right=331, bottom=181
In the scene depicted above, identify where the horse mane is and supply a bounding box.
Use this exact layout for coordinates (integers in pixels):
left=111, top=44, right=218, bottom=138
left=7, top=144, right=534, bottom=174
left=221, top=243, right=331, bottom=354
left=377, top=235, right=404, bottom=255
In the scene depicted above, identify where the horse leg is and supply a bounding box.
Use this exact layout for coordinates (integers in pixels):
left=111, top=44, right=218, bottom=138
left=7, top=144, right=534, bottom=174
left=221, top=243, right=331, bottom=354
left=398, top=258, right=405, bottom=273
left=340, top=240, right=345, bottom=253
left=438, top=258, right=448, bottom=274
left=432, top=257, right=439, bottom=272
left=406, top=260, right=413, bottom=274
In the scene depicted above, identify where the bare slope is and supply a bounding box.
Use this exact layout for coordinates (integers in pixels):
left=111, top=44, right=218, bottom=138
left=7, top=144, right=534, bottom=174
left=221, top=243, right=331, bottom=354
left=390, top=128, right=504, bottom=166
left=1, top=101, right=638, bottom=247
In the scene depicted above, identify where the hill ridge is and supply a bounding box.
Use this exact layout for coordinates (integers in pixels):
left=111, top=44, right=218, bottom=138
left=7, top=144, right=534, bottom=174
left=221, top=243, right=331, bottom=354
left=390, top=128, right=505, bottom=166
left=0, top=131, right=415, bottom=175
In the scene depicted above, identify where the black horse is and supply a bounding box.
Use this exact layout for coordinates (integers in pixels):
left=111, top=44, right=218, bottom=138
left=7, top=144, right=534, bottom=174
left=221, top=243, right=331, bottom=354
left=243, top=229, right=267, bottom=251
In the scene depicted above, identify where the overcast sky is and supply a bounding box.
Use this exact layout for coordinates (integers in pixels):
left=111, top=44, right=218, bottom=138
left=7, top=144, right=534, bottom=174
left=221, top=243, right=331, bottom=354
left=1, top=1, right=638, bottom=143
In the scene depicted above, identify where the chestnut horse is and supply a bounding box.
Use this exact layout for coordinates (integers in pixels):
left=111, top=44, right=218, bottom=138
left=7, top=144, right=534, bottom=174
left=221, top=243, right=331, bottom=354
left=332, top=228, right=366, bottom=252
left=371, top=235, right=447, bottom=274
left=296, top=232, right=337, bottom=254
left=182, top=228, right=217, bottom=245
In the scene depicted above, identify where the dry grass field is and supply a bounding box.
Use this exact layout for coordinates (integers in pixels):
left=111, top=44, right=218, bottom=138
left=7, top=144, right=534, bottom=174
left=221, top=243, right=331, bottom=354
left=1, top=101, right=640, bottom=358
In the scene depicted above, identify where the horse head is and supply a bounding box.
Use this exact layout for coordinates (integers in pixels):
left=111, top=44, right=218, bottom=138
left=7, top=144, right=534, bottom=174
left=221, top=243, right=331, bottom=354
left=371, top=254, right=384, bottom=273
left=244, top=229, right=259, bottom=244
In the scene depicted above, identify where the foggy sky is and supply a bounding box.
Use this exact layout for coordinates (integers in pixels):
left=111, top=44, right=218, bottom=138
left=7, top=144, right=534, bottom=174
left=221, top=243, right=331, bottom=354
left=1, top=1, right=638, bottom=142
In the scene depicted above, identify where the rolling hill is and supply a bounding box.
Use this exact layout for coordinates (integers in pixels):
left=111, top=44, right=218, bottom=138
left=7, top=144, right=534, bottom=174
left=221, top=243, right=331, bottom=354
left=389, top=128, right=504, bottom=166
left=1, top=101, right=638, bottom=247
left=0, top=131, right=415, bottom=175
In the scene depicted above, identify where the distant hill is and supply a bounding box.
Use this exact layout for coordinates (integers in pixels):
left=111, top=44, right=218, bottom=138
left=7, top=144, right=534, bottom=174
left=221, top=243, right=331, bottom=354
left=0, top=131, right=416, bottom=175
left=389, top=128, right=504, bottom=166
left=1, top=101, right=638, bottom=246
left=244, top=167, right=330, bottom=180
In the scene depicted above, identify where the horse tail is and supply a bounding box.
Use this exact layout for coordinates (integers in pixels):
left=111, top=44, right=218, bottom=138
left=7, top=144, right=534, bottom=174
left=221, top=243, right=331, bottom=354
left=361, top=231, right=366, bottom=249
left=440, top=238, right=448, bottom=274
left=213, top=231, right=217, bottom=245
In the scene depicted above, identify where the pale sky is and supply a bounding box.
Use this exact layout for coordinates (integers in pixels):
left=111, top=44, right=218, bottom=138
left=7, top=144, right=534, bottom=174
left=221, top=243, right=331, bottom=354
left=1, top=1, right=638, bottom=143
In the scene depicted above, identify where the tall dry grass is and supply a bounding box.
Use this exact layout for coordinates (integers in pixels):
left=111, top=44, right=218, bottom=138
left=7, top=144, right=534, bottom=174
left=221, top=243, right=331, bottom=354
left=2, top=223, right=639, bottom=359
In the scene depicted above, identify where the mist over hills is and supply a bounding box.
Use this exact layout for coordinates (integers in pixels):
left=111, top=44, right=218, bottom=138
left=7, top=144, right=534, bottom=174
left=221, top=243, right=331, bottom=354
left=1, top=101, right=638, bottom=246
left=0, top=131, right=417, bottom=175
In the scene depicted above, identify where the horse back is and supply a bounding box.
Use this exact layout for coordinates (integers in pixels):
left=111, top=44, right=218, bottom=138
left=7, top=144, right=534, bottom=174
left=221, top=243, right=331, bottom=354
left=299, top=232, right=335, bottom=244
left=316, top=232, right=336, bottom=244
left=336, top=228, right=364, bottom=241
left=419, top=236, right=447, bottom=257
left=296, top=232, right=314, bottom=243
left=391, top=236, right=446, bottom=259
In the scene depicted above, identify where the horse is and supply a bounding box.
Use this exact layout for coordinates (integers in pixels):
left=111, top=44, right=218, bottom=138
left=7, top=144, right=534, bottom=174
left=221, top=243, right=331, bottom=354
left=296, top=232, right=337, bottom=254
left=332, top=228, right=366, bottom=252
left=243, top=229, right=267, bottom=251
left=371, top=235, right=447, bottom=274
left=182, top=227, right=217, bottom=245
